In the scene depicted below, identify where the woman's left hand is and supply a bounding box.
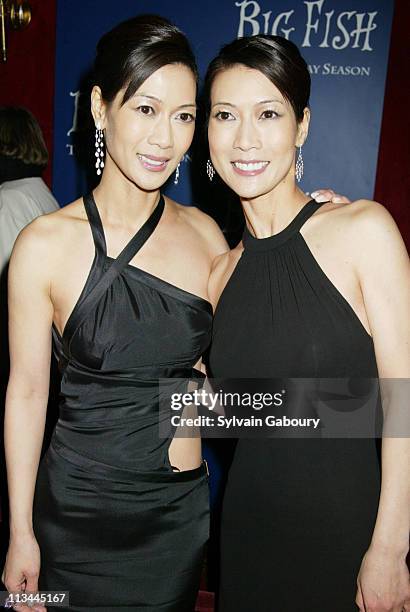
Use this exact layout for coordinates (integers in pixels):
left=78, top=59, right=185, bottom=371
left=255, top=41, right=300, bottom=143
left=356, top=545, right=410, bottom=611
left=310, top=188, right=351, bottom=204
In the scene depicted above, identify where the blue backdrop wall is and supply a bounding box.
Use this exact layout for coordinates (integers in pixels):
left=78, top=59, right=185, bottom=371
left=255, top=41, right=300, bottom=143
left=53, top=0, right=394, bottom=207
left=52, top=0, right=394, bottom=517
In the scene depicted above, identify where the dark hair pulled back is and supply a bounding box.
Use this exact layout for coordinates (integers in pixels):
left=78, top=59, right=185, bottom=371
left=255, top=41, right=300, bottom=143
left=94, top=14, right=198, bottom=106
left=204, top=35, right=310, bottom=122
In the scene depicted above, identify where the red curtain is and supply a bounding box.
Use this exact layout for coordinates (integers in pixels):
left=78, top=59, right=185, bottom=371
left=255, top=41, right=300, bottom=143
left=374, top=0, right=410, bottom=250
left=0, top=0, right=57, bottom=186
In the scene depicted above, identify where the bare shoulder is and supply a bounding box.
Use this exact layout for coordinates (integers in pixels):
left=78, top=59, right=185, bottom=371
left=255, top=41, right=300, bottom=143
left=317, top=198, right=396, bottom=227
left=167, top=197, right=229, bottom=258
left=42, top=197, right=86, bottom=224
left=311, top=199, right=409, bottom=280
left=309, top=199, right=404, bottom=247
left=348, top=198, right=398, bottom=227
left=18, top=196, right=85, bottom=232
left=342, top=199, right=405, bottom=249
left=10, top=197, right=87, bottom=272
left=208, top=242, right=243, bottom=307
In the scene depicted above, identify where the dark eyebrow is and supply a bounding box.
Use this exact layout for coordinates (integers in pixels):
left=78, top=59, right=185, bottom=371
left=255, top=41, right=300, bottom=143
left=211, top=102, right=236, bottom=109
left=257, top=99, right=284, bottom=105
left=212, top=99, right=284, bottom=109
left=135, top=93, right=161, bottom=103
left=133, top=94, right=196, bottom=109
left=177, top=103, right=197, bottom=109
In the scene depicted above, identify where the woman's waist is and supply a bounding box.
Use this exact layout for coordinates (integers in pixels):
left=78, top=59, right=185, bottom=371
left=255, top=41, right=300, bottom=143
left=58, top=397, right=164, bottom=422
left=50, top=428, right=207, bottom=482
left=60, top=357, right=204, bottom=381
left=58, top=365, right=205, bottom=414
left=55, top=408, right=171, bottom=440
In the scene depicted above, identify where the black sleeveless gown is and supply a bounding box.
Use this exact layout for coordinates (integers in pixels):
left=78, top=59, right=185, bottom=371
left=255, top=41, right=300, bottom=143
left=208, top=200, right=381, bottom=612
left=33, top=193, right=212, bottom=611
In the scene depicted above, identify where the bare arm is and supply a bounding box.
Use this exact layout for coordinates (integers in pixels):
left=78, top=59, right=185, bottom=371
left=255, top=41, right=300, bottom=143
left=2, top=217, right=54, bottom=605
left=352, top=201, right=410, bottom=612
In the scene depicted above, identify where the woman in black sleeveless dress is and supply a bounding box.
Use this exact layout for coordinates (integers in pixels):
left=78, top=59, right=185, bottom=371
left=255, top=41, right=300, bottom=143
left=32, top=193, right=212, bottom=610
left=205, top=37, right=410, bottom=611
left=2, top=16, right=228, bottom=611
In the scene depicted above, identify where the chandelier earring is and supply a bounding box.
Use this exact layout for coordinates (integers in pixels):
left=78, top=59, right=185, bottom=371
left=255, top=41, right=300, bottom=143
left=295, top=146, right=304, bottom=183
left=206, top=159, right=215, bottom=182
left=174, top=162, right=180, bottom=185
left=95, top=125, right=105, bottom=176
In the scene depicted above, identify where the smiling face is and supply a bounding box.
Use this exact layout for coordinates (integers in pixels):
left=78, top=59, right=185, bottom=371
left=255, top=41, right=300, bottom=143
left=208, top=65, right=309, bottom=200
left=92, top=63, right=196, bottom=190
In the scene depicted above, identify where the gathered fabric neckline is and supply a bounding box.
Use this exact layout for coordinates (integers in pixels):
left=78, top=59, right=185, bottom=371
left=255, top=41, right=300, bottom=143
left=242, top=199, right=323, bottom=251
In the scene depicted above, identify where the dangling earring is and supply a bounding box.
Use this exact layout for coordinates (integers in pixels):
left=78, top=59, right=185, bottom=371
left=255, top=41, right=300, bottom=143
left=206, top=159, right=215, bottom=182
left=174, top=162, right=180, bottom=185
left=295, top=146, right=304, bottom=182
left=95, top=125, right=105, bottom=176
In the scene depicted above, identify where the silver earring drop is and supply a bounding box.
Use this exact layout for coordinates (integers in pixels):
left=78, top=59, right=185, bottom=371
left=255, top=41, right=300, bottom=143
left=206, top=159, right=215, bottom=182
left=295, top=146, right=304, bottom=182
left=95, top=126, right=105, bottom=176
left=174, top=163, right=180, bottom=185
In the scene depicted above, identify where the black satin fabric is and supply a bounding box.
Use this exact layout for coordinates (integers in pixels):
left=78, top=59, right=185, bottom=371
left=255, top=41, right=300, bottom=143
left=33, top=193, right=212, bottom=611
left=208, top=200, right=381, bottom=612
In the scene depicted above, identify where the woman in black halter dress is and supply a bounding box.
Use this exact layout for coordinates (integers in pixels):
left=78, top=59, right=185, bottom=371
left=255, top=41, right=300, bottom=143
left=205, top=36, right=410, bottom=611
left=32, top=193, right=212, bottom=610
left=2, top=17, right=228, bottom=611
left=209, top=200, right=381, bottom=610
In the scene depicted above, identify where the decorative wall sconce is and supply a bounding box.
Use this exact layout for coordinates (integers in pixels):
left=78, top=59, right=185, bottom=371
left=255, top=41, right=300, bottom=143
left=0, top=1, right=31, bottom=62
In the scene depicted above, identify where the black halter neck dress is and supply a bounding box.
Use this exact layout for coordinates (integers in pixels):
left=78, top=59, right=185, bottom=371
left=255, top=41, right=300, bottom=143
left=208, top=200, right=381, bottom=611
left=33, top=193, right=212, bottom=611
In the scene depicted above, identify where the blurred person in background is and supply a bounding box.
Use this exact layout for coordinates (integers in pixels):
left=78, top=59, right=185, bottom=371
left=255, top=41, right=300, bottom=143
left=0, top=107, right=59, bottom=282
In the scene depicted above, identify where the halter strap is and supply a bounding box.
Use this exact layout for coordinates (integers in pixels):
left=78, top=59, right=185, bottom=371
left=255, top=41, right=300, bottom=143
left=83, top=192, right=106, bottom=258
left=64, top=193, right=165, bottom=353
left=242, top=199, right=327, bottom=252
